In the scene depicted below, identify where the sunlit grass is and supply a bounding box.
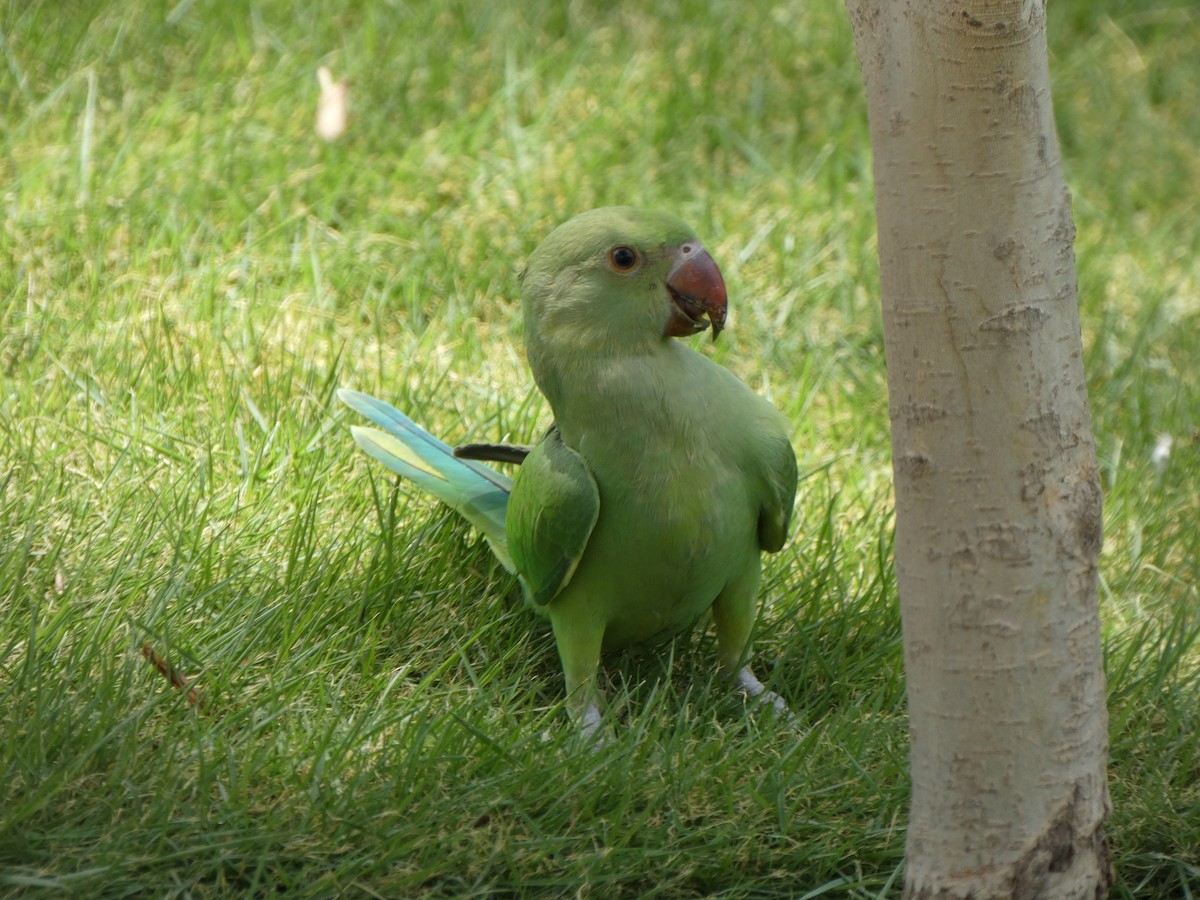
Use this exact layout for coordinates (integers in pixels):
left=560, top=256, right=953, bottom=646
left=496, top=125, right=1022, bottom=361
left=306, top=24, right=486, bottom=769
left=1, top=0, right=1197, bottom=895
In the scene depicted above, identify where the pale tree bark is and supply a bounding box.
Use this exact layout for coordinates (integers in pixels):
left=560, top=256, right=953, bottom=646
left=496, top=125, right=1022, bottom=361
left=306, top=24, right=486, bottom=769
left=843, top=2, right=1111, bottom=897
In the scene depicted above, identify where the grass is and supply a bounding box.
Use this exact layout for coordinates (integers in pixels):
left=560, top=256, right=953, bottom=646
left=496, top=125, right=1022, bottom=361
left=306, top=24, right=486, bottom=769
left=1, top=0, right=1197, bottom=895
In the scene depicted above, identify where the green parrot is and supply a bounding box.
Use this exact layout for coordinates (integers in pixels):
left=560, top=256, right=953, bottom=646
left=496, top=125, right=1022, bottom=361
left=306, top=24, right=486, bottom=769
left=340, top=206, right=797, bottom=736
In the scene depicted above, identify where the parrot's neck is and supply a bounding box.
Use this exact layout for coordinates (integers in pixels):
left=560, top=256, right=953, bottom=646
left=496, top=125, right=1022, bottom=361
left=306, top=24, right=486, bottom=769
left=530, top=339, right=698, bottom=443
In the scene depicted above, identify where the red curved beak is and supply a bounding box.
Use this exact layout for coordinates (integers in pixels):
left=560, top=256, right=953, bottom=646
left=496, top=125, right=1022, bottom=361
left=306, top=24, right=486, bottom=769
left=663, top=246, right=728, bottom=341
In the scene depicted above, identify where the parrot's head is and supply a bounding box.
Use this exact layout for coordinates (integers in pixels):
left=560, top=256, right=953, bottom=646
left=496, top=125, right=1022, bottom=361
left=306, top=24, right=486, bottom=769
left=520, top=207, right=728, bottom=361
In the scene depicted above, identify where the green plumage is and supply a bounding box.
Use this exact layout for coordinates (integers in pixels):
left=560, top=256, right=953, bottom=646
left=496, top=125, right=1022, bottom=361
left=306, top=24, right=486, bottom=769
left=342, top=207, right=798, bottom=736
left=506, top=427, right=599, bottom=607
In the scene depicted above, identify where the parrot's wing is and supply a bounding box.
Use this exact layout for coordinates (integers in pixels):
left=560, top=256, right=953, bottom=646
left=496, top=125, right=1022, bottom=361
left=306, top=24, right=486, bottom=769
left=338, top=388, right=515, bottom=572
left=506, top=428, right=599, bottom=606
left=756, top=428, right=799, bottom=554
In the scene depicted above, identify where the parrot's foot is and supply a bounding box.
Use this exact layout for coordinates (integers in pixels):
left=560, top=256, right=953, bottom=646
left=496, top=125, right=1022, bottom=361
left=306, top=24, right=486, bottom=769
left=579, top=701, right=604, bottom=739
left=571, top=700, right=611, bottom=748
left=731, top=666, right=795, bottom=722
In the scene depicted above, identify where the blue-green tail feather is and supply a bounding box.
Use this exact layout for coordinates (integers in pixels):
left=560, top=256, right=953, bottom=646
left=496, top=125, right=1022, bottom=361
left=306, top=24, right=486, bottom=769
left=338, top=388, right=514, bottom=571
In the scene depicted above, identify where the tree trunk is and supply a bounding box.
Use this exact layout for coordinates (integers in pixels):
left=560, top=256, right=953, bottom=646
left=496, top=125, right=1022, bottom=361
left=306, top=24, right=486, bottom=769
left=843, top=2, right=1112, bottom=896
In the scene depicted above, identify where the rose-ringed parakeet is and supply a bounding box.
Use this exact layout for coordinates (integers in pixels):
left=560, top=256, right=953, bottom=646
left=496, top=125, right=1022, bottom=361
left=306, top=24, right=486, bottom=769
left=340, top=206, right=797, bottom=736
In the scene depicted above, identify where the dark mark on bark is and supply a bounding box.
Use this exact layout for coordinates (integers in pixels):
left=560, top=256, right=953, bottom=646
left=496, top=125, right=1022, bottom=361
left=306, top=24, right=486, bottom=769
left=980, top=305, right=1049, bottom=334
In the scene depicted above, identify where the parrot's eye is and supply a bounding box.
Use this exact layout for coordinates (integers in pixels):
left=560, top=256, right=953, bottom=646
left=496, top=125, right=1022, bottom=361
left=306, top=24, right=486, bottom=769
left=607, top=246, right=640, bottom=272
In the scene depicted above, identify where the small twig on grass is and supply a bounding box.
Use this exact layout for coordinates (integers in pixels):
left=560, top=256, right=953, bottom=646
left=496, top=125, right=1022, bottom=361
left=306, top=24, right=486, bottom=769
left=141, top=643, right=211, bottom=714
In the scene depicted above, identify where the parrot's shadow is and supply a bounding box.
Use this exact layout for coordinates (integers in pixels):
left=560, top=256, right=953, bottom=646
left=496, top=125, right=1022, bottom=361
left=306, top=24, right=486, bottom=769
left=351, top=515, right=611, bottom=688
left=598, top=629, right=803, bottom=729
left=350, top=508, right=816, bottom=736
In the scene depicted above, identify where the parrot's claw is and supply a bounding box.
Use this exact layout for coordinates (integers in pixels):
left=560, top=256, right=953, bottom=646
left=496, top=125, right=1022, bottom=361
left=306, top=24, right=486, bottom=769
left=576, top=701, right=610, bottom=747
left=731, top=666, right=797, bottom=723
left=579, top=702, right=603, bottom=736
